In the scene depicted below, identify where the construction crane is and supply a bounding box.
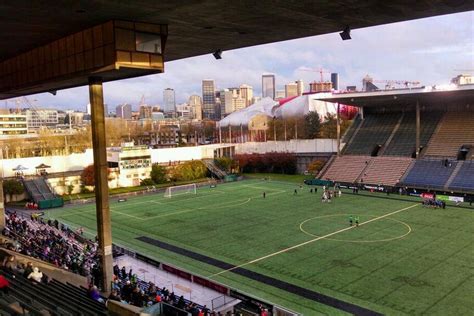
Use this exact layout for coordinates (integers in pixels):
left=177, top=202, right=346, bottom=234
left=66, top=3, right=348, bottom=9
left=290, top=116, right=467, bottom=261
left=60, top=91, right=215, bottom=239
left=372, top=79, right=421, bottom=90
left=297, top=66, right=331, bottom=82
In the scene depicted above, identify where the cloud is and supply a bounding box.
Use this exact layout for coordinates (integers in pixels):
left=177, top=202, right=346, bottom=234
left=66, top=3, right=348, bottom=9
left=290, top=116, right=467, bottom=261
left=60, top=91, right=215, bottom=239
left=12, top=11, right=474, bottom=111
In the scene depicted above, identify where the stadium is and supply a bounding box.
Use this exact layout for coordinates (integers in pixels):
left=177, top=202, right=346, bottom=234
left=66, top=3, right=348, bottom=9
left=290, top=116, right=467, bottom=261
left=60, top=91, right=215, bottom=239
left=0, top=2, right=473, bottom=316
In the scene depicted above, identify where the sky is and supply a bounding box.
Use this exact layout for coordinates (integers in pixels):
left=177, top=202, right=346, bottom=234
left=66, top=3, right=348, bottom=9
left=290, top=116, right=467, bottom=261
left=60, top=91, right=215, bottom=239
left=5, top=10, right=473, bottom=112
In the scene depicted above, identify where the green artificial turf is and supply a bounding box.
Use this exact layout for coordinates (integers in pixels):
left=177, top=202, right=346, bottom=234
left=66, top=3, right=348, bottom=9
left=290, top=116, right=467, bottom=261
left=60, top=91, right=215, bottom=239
left=45, top=178, right=474, bottom=315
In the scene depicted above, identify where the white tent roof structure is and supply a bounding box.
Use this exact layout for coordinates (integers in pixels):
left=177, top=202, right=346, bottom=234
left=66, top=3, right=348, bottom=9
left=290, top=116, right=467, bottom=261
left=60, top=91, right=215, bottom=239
left=218, top=93, right=338, bottom=127
left=274, top=93, right=337, bottom=119
left=218, top=97, right=278, bottom=127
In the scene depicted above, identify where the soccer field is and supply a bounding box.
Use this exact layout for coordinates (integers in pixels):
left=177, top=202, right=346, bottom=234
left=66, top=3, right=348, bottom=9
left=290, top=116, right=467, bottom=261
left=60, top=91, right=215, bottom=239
left=46, top=179, right=474, bottom=315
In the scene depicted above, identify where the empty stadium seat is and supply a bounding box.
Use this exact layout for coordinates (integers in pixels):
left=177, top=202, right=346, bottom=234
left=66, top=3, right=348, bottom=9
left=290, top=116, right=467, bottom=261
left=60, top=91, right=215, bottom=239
left=384, top=112, right=443, bottom=157
left=360, top=157, right=413, bottom=186
left=2, top=268, right=108, bottom=316
left=344, top=113, right=401, bottom=155
left=401, top=159, right=457, bottom=189
left=449, top=160, right=474, bottom=191
left=320, top=155, right=371, bottom=183
left=424, top=112, right=474, bottom=158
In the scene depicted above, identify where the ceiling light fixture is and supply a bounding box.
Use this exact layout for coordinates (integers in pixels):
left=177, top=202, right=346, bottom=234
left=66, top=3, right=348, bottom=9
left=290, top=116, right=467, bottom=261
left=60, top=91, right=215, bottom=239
left=339, top=25, right=351, bottom=40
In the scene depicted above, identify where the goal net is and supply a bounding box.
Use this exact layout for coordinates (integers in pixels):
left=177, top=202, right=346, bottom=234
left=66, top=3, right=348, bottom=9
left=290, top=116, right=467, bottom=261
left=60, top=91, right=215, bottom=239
left=164, top=183, right=197, bottom=198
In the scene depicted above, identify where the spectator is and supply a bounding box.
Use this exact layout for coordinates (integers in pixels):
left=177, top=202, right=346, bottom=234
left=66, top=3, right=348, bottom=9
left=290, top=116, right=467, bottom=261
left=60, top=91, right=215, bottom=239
left=89, top=285, right=104, bottom=303
left=27, top=267, right=43, bottom=282
left=108, top=289, right=121, bottom=302
left=0, top=273, right=9, bottom=295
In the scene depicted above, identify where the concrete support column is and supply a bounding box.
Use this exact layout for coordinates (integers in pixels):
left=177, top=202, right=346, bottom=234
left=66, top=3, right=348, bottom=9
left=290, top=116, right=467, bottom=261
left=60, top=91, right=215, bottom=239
left=336, top=103, right=341, bottom=156
left=360, top=106, right=365, bottom=120
left=89, top=77, right=113, bottom=293
left=0, top=178, right=4, bottom=230
left=240, top=124, right=244, bottom=143
left=416, top=101, right=421, bottom=158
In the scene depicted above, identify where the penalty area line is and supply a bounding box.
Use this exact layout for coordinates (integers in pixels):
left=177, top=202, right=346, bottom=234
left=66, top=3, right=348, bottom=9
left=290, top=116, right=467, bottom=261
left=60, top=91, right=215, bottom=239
left=209, top=203, right=419, bottom=278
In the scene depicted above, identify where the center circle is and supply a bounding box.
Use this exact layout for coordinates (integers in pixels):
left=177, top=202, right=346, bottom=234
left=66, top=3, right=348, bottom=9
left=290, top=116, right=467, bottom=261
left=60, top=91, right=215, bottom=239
left=300, top=214, right=411, bottom=243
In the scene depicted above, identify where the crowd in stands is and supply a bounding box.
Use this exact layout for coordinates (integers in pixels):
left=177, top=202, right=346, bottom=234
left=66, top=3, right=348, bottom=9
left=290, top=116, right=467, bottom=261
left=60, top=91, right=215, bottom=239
left=1, top=211, right=225, bottom=315
left=106, top=264, right=216, bottom=315
left=2, top=211, right=99, bottom=278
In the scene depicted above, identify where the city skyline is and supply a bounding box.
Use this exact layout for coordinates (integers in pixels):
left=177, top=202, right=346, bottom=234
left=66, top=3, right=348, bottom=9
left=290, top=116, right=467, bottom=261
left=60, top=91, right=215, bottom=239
left=4, top=11, right=473, bottom=111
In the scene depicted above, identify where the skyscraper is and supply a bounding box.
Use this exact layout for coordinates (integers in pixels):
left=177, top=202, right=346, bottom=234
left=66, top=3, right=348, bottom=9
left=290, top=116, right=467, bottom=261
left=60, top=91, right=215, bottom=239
left=202, top=79, right=216, bottom=119
left=262, top=74, right=275, bottom=100
left=239, top=84, right=253, bottom=106
left=163, top=88, right=176, bottom=114
left=295, top=79, right=304, bottom=96
left=285, top=82, right=298, bottom=98
left=115, top=103, right=132, bottom=119
left=188, top=95, right=202, bottom=121
left=219, top=89, right=234, bottom=117
left=331, top=73, right=339, bottom=90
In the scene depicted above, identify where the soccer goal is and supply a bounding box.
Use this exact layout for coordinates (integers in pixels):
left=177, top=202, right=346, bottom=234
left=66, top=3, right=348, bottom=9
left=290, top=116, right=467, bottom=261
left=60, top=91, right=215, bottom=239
left=164, top=183, right=197, bottom=198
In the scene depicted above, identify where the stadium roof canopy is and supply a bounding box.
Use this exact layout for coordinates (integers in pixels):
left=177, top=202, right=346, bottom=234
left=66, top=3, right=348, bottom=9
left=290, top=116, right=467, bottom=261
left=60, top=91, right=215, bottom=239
left=1, top=1, right=473, bottom=63
left=316, top=84, right=474, bottom=108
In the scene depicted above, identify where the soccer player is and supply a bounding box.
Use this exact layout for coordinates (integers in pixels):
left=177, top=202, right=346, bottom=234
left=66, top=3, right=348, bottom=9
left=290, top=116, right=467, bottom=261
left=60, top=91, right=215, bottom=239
left=355, top=216, right=359, bottom=227
left=294, top=189, right=298, bottom=195
left=263, top=192, right=266, bottom=199
left=349, top=215, right=353, bottom=226
left=310, top=188, right=313, bottom=194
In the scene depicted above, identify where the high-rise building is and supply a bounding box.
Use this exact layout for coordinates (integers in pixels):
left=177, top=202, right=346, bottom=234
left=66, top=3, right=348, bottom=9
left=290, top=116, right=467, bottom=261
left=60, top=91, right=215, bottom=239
left=262, top=74, right=275, bottom=99
left=309, top=81, right=332, bottom=93
left=24, top=109, right=58, bottom=130
left=188, top=95, right=202, bottom=121
left=239, top=84, right=253, bottom=106
left=163, top=88, right=176, bottom=114
left=362, top=74, right=378, bottom=92
left=219, top=89, right=234, bottom=117
left=87, top=103, right=108, bottom=116
left=0, top=110, right=27, bottom=136
left=202, top=79, right=216, bottom=119
left=331, top=73, right=339, bottom=90
left=275, top=90, right=285, bottom=100
left=295, top=79, right=304, bottom=96
left=116, top=103, right=132, bottom=119
left=232, top=98, right=246, bottom=112
left=285, top=82, right=298, bottom=98
left=139, top=105, right=152, bottom=119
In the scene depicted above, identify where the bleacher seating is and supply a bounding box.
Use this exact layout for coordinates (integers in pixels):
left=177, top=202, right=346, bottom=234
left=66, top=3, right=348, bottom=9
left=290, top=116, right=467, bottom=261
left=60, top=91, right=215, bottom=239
left=342, top=114, right=361, bottom=143
left=424, top=111, right=474, bottom=157
left=344, top=113, right=400, bottom=155
left=384, top=112, right=443, bottom=157
left=360, top=157, right=413, bottom=186
left=23, top=177, right=56, bottom=203
left=449, top=160, right=474, bottom=192
left=401, top=159, right=457, bottom=189
left=320, top=155, right=371, bottom=183
left=1, top=268, right=108, bottom=316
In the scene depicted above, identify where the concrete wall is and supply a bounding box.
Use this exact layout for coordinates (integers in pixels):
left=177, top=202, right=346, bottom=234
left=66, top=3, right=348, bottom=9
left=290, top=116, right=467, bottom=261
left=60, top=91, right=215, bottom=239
left=0, top=150, right=93, bottom=178
left=235, top=139, right=337, bottom=154
left=150, top=144, right=225, bottom=164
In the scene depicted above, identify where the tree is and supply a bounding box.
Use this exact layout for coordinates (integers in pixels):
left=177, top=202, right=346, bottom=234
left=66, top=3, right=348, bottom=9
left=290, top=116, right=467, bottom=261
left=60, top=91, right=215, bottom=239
left=3, top=180, right=24, bottom=201
left=81, top=165, right=96, bottom=186
left=150, top=164, right=167, bottom=184
left=304, top=112, right=321, bottom=139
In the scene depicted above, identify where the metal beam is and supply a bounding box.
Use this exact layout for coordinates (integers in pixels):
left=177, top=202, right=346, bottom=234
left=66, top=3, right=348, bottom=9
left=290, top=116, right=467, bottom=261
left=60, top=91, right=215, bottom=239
left=89, top=77, right=113, bottom=293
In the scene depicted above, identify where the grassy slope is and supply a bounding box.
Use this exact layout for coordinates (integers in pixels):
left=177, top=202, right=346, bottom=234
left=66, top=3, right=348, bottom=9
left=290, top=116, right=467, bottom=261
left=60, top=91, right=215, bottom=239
left=46, top=176, right=474, bottom=315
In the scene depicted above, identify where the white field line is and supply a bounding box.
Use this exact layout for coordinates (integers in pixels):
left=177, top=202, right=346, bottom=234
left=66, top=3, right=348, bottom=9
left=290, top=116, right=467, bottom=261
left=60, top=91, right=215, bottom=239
left=208, top=203, right=419, bottom=278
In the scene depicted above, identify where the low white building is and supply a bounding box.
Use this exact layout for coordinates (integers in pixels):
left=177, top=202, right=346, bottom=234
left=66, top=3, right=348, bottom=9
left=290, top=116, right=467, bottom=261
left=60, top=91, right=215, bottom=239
left=107, top=143, right=152, bottom=187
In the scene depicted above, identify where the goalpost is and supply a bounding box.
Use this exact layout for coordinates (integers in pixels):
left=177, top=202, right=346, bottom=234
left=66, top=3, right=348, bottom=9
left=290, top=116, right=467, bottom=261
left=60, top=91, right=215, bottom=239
left=164, top=183, right=197, bottom=198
